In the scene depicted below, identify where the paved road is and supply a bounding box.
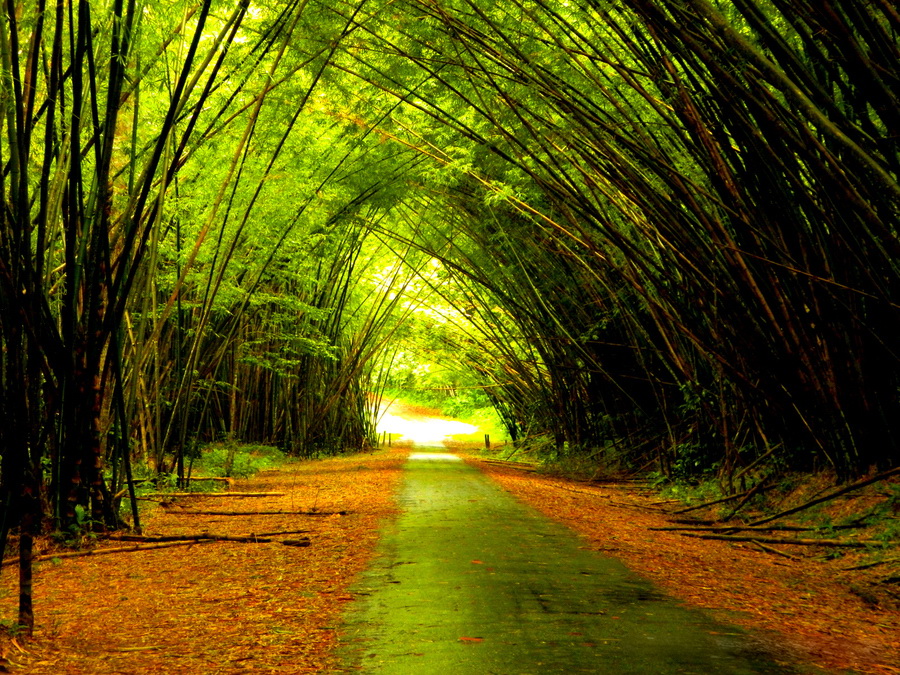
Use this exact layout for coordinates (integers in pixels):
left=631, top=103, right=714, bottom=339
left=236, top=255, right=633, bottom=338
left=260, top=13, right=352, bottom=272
left=338, top=452, right=802, bottom=674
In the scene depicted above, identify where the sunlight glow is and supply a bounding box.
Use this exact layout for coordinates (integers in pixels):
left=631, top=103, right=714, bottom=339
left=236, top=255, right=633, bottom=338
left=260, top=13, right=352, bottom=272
left=376, top=402, right=477, bottom=446
left=408, top=453, right=462, bottom=461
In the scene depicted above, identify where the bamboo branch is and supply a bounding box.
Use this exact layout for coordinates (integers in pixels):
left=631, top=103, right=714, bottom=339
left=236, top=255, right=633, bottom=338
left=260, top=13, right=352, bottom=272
left=751, top=540, right=801, bottom=561
left=672, top=483, right=775, bottom=514
left=1, top=540, right=224, bottom=567
left=650, top=525, right=818, bottom=532
left=843, top=558, right=900, bottom=571
left=144, top=492, right=285, bottom=498
left=747, top=468, right=900, bottom=527
left=2, top=532, right=313, bottom=567
left=106, top=531, right=309, bottom=543
left=677, top=533, right=892, bottom=547
left=171, top=510, right=348, bottom=516
left=128, top=477, right=234, bottom=484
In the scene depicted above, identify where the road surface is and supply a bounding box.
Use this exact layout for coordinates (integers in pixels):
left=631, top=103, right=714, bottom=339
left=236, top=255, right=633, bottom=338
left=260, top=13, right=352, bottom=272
left=338, top=451, right=802, bottom=674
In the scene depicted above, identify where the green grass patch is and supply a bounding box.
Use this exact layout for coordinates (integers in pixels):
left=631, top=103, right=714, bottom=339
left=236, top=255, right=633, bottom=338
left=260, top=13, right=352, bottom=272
left=190, top=441, right=288, bottom=478
left=446, top=406, right=508, bottom=446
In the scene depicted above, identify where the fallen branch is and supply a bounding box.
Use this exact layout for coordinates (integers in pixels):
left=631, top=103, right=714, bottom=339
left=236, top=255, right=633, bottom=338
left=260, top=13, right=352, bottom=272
left=171, top=509, right=347, bottom=516
left=843, top=557, right=900, bottom=571
left=677, top=532, right=892, bottom=547
left=478, top=459, right=536, bottom=472
left=672, top=483, right=775, bottom=514
left=128, top=477, right=234, bottom=484
left=143, top=491, right=285, bottom=498
left=751, top=540, right=802, bottom=561
left=651, top=524, right=835, bottom=533
left=106, top=534, right=275, bottom=543
left=107, top=529, right=310, bottom=542
left=3, top=532, right=314, bottom=567
left=748, top=467, right=900, bottom=527
left=722, top=477, right=772, bottom=520
left=608, top=500, right=667, bottom=511
left=480, top=459, right=536, bottom=468
left=587, top=483, right=654, bottom=489
left=2, top=540, right=215, bottom=567
left=544, top=483, right=610, bottom=498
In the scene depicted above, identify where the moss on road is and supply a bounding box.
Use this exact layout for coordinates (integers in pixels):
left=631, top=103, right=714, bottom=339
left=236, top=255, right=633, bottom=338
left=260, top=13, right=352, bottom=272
left=338, top=452, right=803, bottom=674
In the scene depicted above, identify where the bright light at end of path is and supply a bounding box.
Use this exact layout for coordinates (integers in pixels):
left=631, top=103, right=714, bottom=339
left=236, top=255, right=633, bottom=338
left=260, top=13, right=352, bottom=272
left=408, top=453, right=462, bottom=461
left=376, top=401, right=478, bottom=446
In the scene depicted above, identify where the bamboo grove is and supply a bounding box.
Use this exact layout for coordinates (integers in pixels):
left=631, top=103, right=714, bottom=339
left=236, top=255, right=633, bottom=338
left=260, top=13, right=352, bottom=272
left=328, top=0, right=900, bottom=480
left=0, top=0, right=423, bottom=630
left=1, top=0, right=899, bottom=632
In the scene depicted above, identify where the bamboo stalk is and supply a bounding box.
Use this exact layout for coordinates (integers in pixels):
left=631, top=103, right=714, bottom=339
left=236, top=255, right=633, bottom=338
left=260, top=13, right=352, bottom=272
left=677, top=533, right=892, bottom=547
left=170, top=510, right=348, bottom=516
left=142, top=492, right=285, bottom=498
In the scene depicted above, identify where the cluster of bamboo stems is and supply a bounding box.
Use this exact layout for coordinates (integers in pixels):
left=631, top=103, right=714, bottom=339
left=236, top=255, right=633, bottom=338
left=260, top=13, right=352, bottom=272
left=1, top=0, right=898, bottom=635
left=0, top=0, right=411, bottom=632
left=334, top=0, right=900, bottom=481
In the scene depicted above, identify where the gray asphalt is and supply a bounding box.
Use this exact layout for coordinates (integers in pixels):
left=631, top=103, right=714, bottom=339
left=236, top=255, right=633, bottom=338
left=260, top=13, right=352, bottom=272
left=337, top=452, right=804, bottom=674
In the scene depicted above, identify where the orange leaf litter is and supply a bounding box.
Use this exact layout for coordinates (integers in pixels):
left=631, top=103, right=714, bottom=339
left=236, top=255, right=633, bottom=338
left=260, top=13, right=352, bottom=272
left=0, top=448, right=407, bottom=674
left=2, top=447, right=899, bottom=674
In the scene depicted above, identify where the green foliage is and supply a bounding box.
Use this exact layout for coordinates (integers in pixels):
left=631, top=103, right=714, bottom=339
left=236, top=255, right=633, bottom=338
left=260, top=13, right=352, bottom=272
left=192, top=442, right=288, bottom=479
left=0, top=618, right=29, bottom=638
left=50, top=505, right=99, bottom=549
left=329, top=0, right=900, bottom=480
left=441, top=389, right=491, bottom=418
left=659, top=479, right=724, bottom=506
left=670, top=442, right=721, bottom=481
left=859, top=483, right=900, bottom=544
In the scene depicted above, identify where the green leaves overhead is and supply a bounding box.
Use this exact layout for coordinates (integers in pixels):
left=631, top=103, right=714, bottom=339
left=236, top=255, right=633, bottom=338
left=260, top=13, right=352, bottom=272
left=315, top=0, right=900, bottom=476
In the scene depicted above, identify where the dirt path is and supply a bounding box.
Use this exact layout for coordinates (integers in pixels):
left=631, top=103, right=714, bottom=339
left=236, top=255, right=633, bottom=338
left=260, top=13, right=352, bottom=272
left=336, top=452, right=802, bottom=674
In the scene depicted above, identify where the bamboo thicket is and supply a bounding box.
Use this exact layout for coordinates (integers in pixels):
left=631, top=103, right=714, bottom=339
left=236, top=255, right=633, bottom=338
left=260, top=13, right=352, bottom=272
left=332, top=0, right=900, bottom=478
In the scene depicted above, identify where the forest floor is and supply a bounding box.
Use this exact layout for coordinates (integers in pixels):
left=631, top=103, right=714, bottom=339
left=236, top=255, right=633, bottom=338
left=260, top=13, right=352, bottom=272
left=0, top=448, right=408, bottom=673
left=0, top=413, right=898, bottom=673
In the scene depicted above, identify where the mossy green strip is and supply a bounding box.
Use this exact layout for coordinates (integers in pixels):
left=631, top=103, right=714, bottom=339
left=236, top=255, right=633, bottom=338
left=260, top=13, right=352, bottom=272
left=338, top=452, right=806, bottom=674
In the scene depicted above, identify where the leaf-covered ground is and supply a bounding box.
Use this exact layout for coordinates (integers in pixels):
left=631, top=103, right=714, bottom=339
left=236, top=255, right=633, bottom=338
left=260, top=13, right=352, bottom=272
left=468, top=458, right=900, bottom=675
left=0, top=449, right=407, bottom=673
left=2, top=443, right=898, bottom=674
